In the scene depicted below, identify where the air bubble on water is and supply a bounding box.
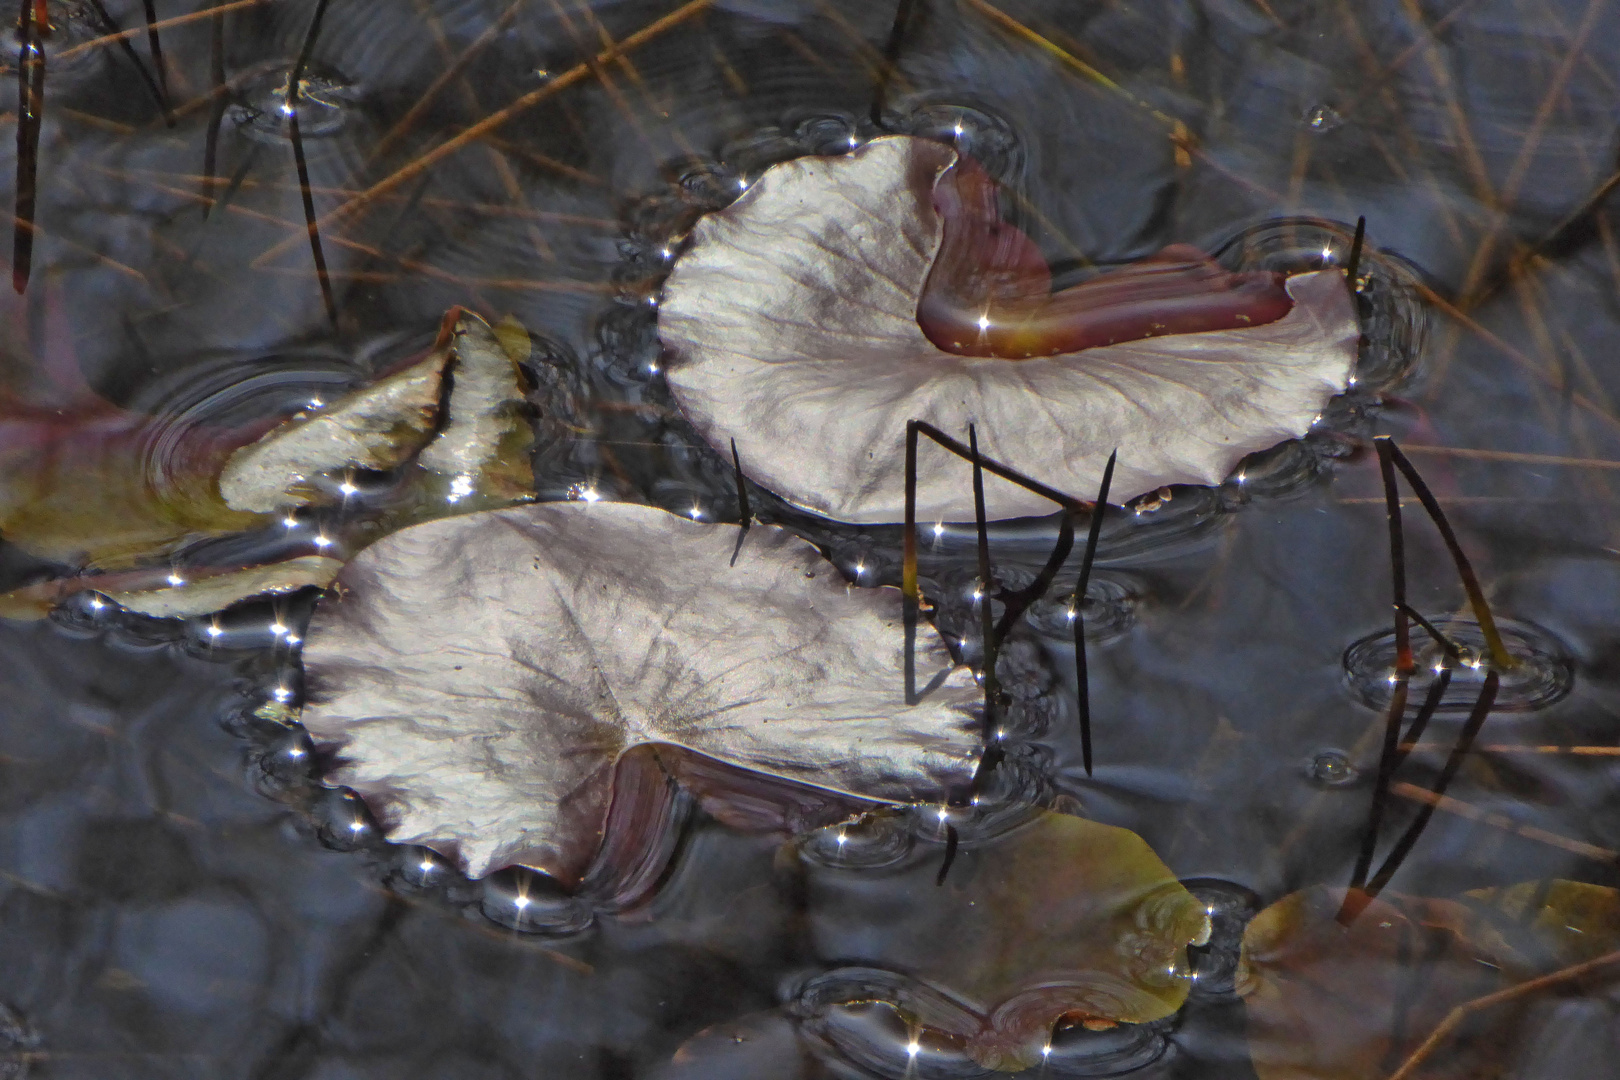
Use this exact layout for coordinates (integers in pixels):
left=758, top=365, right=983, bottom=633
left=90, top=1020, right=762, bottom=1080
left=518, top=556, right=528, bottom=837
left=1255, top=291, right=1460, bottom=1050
left=230, top=66, right=360, bottom=143
left=1343, top=617, right=1573, bottom=713
left=480, top=867, right=591, bottom=934
left=1307, top=749, right=1358, bottom=787
left=1305, top=104, right=1343, bottom=133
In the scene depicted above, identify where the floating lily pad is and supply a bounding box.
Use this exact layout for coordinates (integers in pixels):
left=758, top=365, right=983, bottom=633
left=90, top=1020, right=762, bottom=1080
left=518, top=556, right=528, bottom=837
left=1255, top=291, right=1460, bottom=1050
left=659, top=136, right=1359, bottom=523
left=297, top=501, right=982, bottom=884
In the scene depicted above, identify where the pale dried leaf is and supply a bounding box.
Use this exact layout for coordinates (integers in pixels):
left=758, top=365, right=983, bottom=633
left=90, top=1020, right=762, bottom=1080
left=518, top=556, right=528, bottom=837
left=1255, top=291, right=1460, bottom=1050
left=218, top=353, right=445, bottom=513
left=106, top=555, right=345, bottom=618
left=418, top=311, right=534, bottom=501
left=0, top=556, right=343, bottom=620
left=298, top=501, right=980, bottom=882
left=659, top=136, right=1359, bottom=523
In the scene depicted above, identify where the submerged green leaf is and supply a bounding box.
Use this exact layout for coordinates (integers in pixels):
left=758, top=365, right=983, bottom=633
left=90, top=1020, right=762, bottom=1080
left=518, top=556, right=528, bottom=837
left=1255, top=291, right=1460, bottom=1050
left=1238, top=882, right=1620, bottom=1080
left=798, top=808, right=1211, bottom=1071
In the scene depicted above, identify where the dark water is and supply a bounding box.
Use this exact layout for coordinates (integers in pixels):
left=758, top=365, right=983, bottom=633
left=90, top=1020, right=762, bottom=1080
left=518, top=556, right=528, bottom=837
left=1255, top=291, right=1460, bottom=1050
left=3, top=0, right=1620, bottom=1076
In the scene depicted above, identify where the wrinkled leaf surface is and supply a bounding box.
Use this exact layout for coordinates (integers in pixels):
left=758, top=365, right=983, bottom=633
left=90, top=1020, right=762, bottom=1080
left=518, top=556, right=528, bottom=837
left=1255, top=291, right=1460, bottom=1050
left=298, top=501, right=981, bottom=883
left=659, top=136, right=1358, bottom=523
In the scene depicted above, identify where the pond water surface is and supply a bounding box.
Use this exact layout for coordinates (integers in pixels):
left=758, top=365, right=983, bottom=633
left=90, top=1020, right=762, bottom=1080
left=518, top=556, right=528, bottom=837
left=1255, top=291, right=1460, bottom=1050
left=3, top=0, right=1620, bottom=1077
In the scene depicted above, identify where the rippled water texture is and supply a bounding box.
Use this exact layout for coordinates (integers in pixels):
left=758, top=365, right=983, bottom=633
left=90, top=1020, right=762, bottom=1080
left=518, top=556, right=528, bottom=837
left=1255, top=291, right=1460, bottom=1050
left=4, top=0, right=1620, bottom=1077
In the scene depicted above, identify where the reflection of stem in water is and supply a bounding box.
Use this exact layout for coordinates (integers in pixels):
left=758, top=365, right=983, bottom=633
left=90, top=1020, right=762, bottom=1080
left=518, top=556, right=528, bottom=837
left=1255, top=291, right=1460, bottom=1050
left=285, top=0, right=338, bottom=326
left=1393, top=668, right=1450, bottom=767
left=1389, top=782, right=1618, bottom=864
left=968, top=426, right=999, bottom=758
left=870, top=0, right=917, bottom=125
left=139, top=0, right=167, bottom=101
left=898, top=421, right=1094, bottom=775
left=1071, top=452, right=1114, bottom=778
left=11, top=0, right=44, bottom=293
left=201, top=0, right=227, bottom=213
left=1349, top=441, right=1413, bottom=899
left=249, top=0, right=717, bottom=269
left=83, top=0, right=171, bottom=121
left=1344, top=437, right=1517, bottom=922
left=1364, top=670, right=1500, bottom=899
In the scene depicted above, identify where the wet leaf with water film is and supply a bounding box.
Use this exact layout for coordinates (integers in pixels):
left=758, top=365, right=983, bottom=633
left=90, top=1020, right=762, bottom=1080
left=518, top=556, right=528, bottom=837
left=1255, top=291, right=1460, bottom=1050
left=0, top=307, right=535, bottom=619
left=296, top=501, right=982, bottom=886
left=796, top=808, right=1211, bottom=1071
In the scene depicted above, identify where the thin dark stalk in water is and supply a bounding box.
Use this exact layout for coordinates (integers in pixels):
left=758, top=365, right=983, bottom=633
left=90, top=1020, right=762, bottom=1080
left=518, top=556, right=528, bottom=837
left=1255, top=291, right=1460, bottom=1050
left=993, top=509, right=1073, bottom=644
left=912, top=422, right=1086, bottom=510
left=12, top=0, right=44, bottom=293
left=969, top=424, right=997, bottom=743
left=900, top=418, right=1085, bottom=707
left=286, top=0, right=337, bottom=326
left=140, top=0, right=169, bottom=103
left=1397, top=602, right=1464, bottom=663
left=1394, top=668, right=1451, bottom=768
left=935, top=821, right=958, bottom=886
left=1072, top=450, right=1115, bottom=778
left=1344, top=215, right=1366, bottom=292
left=729, top=438, right=750, bottom=567
left=1347, top=440, right=1412, bottom=902
left=904, top=421, right=920, bottom=704
left=870, top=0, right=917, bottom=125
left=1381, top=437, right=1513, bottom=669
left=83, top=0, right=172, bottom=123
left=201, top=0, right=227, bottom=213
left=1363, top=671, right=1500, bottom=899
